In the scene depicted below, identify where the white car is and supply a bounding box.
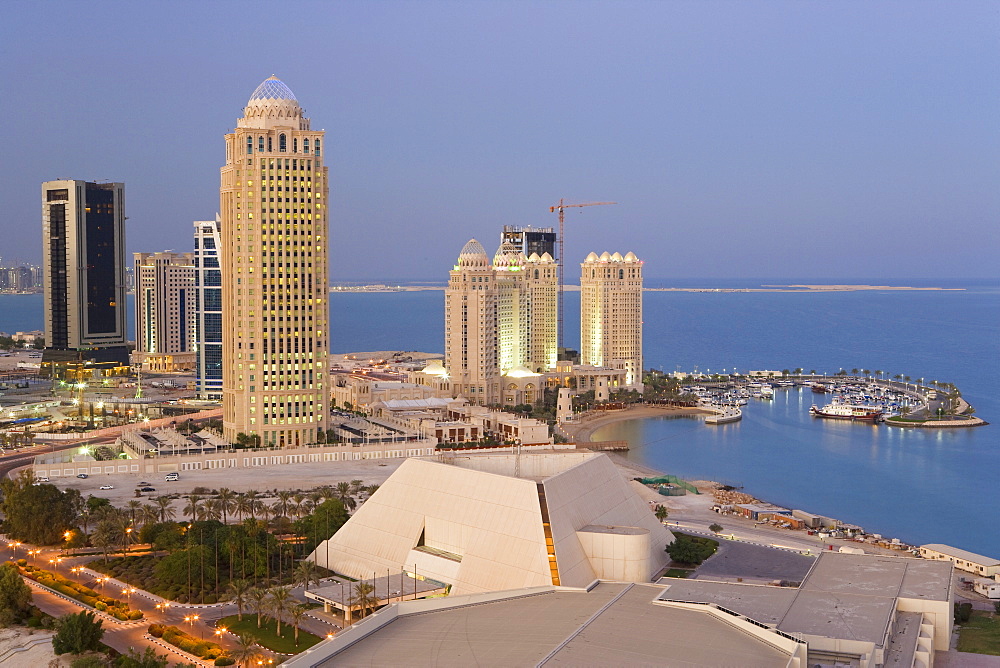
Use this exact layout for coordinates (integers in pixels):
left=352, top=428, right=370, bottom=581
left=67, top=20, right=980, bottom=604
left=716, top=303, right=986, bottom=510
left=37, top=477, right=49, bottom=483
left=99, top=484, right=114, bottom=490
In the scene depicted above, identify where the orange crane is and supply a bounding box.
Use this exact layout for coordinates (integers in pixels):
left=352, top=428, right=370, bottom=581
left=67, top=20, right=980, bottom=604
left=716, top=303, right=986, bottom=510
left=549, top=198, right=617, bottom=350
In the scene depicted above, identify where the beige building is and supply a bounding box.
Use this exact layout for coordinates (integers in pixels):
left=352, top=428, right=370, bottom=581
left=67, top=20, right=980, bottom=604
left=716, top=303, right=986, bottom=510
left=133, top=251, right=196, bottom=371
left=443, top=239, right=557, bottom=406
left=308, top=451, right=673, bottom=595
left=919, top=543, right=1000, bottom=578
left=220, top=76, right=329, bottom=447
left=580, top=251, right=643, bottom=389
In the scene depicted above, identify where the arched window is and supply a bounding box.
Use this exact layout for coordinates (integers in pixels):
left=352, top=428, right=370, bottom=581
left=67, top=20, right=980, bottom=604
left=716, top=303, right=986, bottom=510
left=279, top=134, right=287, bottom=152
left=293, top=138, right=298, bottom=153
left=619, top=269, right=624, bottom=279
left=314, top=139, right=321, bottom=156
left=246, top=136, right=253, bottom=154
left=258, top=136, right=265, bottom=152
left=592, top=269, right=595, bottom=278
left=534, top=269, right=539, bottom=279
left=303, top=138, right=309, bottom=153
left=267, top=136, right=272, bottom=152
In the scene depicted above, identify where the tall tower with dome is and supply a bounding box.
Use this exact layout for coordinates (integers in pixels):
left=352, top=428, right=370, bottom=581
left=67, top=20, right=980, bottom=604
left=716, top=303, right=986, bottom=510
left=219, top=76, right=329, bottom=447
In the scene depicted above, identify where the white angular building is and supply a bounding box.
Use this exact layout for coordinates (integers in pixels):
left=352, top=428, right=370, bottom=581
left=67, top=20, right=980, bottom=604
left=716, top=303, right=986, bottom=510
left=220, top=76, right=329, bottom=447
left=580, top=251, right=644, bottom=389
left=309, top=451, right=673, bottom=595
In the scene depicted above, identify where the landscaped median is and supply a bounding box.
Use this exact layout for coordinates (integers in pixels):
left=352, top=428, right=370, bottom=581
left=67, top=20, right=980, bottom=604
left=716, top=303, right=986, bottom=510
left=149, top=623, right=232, bottom=665
left=18, top=562, right=143, bottom=621
left=217, top=614, right=322, bottom=654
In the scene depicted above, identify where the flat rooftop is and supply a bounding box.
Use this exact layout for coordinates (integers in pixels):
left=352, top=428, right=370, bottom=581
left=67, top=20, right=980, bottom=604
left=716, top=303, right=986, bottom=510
left=305, top=582, right=796, bottom=667
left=922, top=543, right=1000, bottom=566
left=657, top=552, right=952, bottom=647
left=429, top=450, right=598, bottom=481
left=306, top=573, right=446, bottom=609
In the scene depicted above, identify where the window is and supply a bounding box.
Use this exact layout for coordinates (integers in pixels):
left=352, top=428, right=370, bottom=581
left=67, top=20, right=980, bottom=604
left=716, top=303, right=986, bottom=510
left=268, top=136, right=273, bottom=152
left=303, top=138, right=309, bottom=153
left=279, top=134, right=287, bottom=152
left=258, top=136, right=265, bottom=152
left=314, top=139, right=321, bottom=156
left=246, top=136, right=253, bottom=154
left=293, top=138, right=298, bottom=153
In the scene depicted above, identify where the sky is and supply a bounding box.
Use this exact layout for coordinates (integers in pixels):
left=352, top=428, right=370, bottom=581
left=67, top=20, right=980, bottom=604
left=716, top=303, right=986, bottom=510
left=2, top=0, right=997, bottom=281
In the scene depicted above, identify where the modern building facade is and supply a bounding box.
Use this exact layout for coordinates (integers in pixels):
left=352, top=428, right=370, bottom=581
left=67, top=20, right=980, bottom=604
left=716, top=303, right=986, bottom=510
left=133, top=251, right=196, bottom=371
left=193, top=218, right=223, bottom=399
left=580, top=251, right=643, bottom=389
left=40, top=180, right=129, bottom=369
left=220, top=76, right=329, bottom=446
left=500, top=225, right=556, bottom=259
left=444, top=239, right=558, bottom=405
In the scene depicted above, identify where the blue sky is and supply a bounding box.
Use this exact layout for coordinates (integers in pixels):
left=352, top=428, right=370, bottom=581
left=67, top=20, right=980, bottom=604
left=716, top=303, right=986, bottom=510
left=3, top=0, right=997, bottom=280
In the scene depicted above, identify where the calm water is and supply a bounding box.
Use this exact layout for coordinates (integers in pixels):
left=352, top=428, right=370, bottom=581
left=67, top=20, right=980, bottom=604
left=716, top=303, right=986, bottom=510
left=2, top=279, right=997, bottom=555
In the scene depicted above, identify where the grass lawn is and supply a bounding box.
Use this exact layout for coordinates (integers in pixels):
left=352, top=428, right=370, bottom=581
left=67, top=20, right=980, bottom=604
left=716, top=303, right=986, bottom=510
left=218, top=614, right=323, bottom=654
left=957, top=611, right=1000, bottom=656
left=663, top=569, right=690, bottom=578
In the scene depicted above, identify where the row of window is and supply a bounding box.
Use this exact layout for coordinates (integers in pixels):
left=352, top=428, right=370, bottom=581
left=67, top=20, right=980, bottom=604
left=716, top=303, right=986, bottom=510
left=246, top=134, right=321, bottom=156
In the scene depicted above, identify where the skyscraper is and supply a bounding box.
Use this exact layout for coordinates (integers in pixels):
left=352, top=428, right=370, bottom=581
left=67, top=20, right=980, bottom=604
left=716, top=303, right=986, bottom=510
left=580, top=251, right=643, bottom=389
left=220, top=76, right=329, bottom=447
left=133, top=251, right=196, bottom=371
left=500, top=225, right=556, bottom=259
left=444, top=239, right=558, bottom=405
left=194, top=218, right=223, bottom=400
left=40, top=180, right=129, bottom=370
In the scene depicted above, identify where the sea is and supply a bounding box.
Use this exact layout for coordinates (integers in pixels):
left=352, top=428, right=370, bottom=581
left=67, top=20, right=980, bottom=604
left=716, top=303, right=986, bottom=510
left=1, top=278, right=997, bottom=557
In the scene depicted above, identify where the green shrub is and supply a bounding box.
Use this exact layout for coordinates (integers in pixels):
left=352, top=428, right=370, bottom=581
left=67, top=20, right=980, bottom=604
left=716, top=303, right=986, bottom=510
left=148, top=623, right=165, bottom=637
left=215, top=657, right=235, bottom=667
left=16, top=559, right=26, bottom=567
left=203, top=594, right=218, bottom=604
left=94, top=602, right=107, bottom=611
left=128, top=610, right=143, bottom=620
left=178, top=638, right=199, bottom=653
left=78, top=595, right=98, bottom=607
left=26, top=617, right=40, bottom=628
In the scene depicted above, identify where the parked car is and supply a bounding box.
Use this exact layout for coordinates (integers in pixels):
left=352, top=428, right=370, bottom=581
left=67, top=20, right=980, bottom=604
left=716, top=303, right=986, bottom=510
left=99, top=484, right=114, bottom=490
left=164, top=473, right=179, bottom=481
left=77, top=473, right=89, bottom=479
left=139, top=486, right=156, bottom=492
left=137, top=481, right=150, bottom=486
left=36, top=477, right=49, bottom=483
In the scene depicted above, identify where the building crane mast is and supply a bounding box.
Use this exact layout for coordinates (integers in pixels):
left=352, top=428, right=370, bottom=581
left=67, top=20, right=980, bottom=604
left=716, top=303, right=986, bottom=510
left=549, top=199, right=617, bottom=351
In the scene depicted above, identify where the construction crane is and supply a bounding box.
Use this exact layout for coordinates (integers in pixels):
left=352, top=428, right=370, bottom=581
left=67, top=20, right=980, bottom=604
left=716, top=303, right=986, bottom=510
left=549, top=199, right=617, bottom=351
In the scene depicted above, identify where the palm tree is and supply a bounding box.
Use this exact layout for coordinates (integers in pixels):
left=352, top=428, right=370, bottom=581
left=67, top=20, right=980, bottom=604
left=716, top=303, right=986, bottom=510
left=353, top=581, right=378, bottom=619
left=248, top=587, right=269, bottom=629
left=217, top=488, right=236, bottom=524
left=349, top=480, right=364, bottom=495
left=228, top=633, right=263, bottom=668
left=245, top=490, right=260, bottom=519
left=335, top=482, right=356, bottom=512
left=154, top=496, right=175, bottom=522
left=268, top=586, right=293, bottom=636
left=364, top=484, right=380, bottom=497
left=126, top=499, right=142, bottom=526
left=654, top=504, right=668, bottom=522
left=294, top=560, right=318, bottom=592
left=184, top=494, right=203, bottom=523
left=234, top=493, right=251, bottom=522
left=140, top=503, right=159, bottom=528
left=276, top=490, right=293, bottom=520
left=289, top=604, right=308, bottom=646
left=228, top=578, right=251, bottom=621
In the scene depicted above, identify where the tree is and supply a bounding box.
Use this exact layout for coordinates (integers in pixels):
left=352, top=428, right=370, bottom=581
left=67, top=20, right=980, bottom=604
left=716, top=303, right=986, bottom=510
left=665, top=534, right=718, bottom=566
left=153, top=496, right=176, bottom=523
left=994, top=600, right=1000, bottom=615
left=334, top=482, right=356, bottom=512
left=289, top=604, right=308, bottom=646
left=709, top=523, right=723, bottom=534
left=653, top=505, right=668, bottom=522
left=52, top=611, right=105, bottom=655
left=117, top=646, right=169, bottom=668
left=248, top=587, right=269, bottom=628
left=0, top=562, right=33, bottom=626
left=0, top=471, right=82, bottom=544
left=294, top=560, right=319, bottom=592
left=353, top=582, right=378, bottom=618
left=228, top=633, right=263, bottom=668
left=228, top=579, right=251, bottom=621
left=268, top=586, right=293, bottom=636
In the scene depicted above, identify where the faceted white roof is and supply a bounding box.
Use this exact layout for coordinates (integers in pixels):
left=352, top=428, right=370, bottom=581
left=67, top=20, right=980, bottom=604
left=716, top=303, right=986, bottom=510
left=458, top=239, right=489, bottom=266
left=249, top=75, right=297, bottom=103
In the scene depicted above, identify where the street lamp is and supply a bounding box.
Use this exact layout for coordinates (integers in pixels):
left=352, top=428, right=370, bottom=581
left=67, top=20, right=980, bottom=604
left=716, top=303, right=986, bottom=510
left=155, top=601, right=170, bottom=615
left=184, top=614, right=201, bottom=639
left=64, top=530, right=73, bottom=555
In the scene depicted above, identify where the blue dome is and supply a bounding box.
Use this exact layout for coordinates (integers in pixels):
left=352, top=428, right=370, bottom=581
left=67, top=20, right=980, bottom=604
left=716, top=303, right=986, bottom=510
left=249, top=76, right=297, bottom=102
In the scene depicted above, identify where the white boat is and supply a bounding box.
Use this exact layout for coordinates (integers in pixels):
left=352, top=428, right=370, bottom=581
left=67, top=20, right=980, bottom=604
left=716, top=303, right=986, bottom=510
left=810, top=403, right=882, bottom=422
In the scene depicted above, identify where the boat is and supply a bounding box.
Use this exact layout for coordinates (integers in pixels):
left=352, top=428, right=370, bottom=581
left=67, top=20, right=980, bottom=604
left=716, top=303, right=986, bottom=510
left=811, top=384, right=830, bottom=394
left=810, top=403, right=883, bottom=422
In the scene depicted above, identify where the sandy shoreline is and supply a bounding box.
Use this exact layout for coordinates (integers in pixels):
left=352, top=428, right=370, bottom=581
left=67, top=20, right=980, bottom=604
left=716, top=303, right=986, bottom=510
left=562, top=404, right=709, bottom=444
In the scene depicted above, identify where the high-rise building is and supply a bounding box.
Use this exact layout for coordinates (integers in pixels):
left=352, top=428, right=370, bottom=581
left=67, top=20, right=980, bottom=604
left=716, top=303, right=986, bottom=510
left=133, top=251, right=196, bottom=372
left=445, top=240, right=498, bottom=404
left=40, top=180, right=129, bottom=370
left=580, top=251, right=643, bottom=389
left=194, top=218, right=223, bottom=400
left=500, top=225, right=556, bottom=259
left=444, top=239, right=558, bottom=405
left=220, top=76, right=329, bottom=447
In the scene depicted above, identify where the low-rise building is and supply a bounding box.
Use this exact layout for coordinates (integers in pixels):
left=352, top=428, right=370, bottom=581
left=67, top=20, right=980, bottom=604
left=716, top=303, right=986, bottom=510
left=973, top=578, right=1000, bottom=599
left=919, top=544, right=1000, bottom=578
